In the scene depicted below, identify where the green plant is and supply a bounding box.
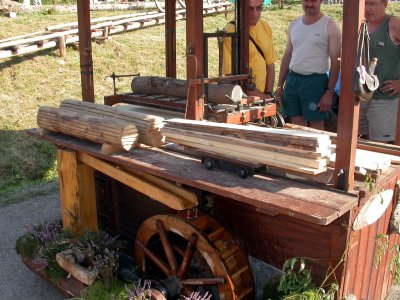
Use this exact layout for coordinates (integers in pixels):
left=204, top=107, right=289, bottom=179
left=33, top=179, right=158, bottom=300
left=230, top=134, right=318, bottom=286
left=93, top=248, right=119, bottom=291
left=125, top=280, right=152, bottom=300
left=16, top=219, right=128, bottom=287
left=374, top=234, right=400, bottom=285
left=278, top=258, right=314, bottom=295
left=375, top=233, right=389, bottom=268
left=15, top=219, right=63, bottom=258
left=264, top=255, right=343, bottom=300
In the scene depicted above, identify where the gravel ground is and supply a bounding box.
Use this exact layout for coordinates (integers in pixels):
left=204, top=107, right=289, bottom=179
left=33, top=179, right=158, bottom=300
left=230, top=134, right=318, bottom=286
left=0, top=188, right=63, bottom=300
left=1, top=187, right=399, bottom=300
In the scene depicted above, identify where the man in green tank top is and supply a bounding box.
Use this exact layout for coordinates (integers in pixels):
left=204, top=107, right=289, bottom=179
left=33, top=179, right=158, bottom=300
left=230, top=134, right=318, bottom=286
left=359, top=0, right=400, bottom=142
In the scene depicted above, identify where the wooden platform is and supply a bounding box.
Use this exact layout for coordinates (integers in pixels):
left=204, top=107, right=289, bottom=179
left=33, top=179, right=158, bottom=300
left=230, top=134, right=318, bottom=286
left=27, top=128, right=358, bottom=225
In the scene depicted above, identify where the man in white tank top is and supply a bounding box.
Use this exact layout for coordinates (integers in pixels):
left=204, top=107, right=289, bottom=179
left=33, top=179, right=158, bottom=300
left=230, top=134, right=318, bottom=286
left=275, top=0, right=341, bottom=130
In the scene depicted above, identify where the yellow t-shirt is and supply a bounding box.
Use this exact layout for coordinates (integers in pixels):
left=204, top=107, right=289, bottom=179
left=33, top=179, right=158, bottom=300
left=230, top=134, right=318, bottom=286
left=223, top=19, right=276, bottom=92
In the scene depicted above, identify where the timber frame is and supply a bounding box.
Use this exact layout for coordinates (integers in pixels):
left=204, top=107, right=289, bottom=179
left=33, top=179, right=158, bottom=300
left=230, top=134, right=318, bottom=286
left=30, top=1, right=400, bottom=299
left=78, top=0, right=400, bottom=193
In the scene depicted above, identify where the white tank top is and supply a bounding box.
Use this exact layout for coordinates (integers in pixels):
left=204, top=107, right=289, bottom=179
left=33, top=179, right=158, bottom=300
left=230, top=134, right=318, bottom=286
left=289, top=15, right=331, bottom=75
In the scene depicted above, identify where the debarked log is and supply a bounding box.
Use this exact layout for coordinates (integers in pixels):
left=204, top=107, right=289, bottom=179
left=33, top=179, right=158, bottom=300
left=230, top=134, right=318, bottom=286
left=131, top=76, right=188, bottom=99
left=207, top=83, right=243, bottom=104
left=37, top=106, right=138, bottom=151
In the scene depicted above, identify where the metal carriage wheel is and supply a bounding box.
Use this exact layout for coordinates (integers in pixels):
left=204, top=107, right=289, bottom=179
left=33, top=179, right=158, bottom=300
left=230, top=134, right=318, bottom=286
left=135, top=213, right=254, bottom=299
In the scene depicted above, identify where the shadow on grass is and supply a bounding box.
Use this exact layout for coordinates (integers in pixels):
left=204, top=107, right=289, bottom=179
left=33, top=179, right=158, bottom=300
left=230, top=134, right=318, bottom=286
left=0, top=47, right=62, bottom=70
left=0, top=129, right=57, bottom=206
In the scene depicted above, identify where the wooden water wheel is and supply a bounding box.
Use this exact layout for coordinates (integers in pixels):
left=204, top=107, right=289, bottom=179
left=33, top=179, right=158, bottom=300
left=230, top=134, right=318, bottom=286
left=135, top=213, right=254, bottom=300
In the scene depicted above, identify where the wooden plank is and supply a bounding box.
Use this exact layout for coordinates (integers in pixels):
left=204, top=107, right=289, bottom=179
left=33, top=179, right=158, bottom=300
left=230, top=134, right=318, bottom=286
left=57, top=149, right=98, bottom=234
left=119, top=166, right=198, bottom=205
left=76, top=152, right=196, bottom=210
left=30, top=130, right=359, bottom=225
left=162, top=127, right=329, bottom=159
left=167, top=136, right=327, bottom=174
left=164, top=130, right=328, bottom=169
left=166, top=118, right=331, bottom=148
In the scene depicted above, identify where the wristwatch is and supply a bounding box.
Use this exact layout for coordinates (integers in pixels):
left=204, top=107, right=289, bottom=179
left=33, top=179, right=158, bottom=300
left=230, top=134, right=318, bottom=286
left=326, top=87, right=335, bottom=94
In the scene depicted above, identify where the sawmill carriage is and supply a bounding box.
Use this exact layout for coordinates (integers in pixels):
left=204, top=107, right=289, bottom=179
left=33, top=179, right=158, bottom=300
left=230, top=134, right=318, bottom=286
left=27, top=1, right=400, bottom=299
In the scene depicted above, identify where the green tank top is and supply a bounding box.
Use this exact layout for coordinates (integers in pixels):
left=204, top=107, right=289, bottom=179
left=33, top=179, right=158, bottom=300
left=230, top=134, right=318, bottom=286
left=369, top=16, right=400, bottom=99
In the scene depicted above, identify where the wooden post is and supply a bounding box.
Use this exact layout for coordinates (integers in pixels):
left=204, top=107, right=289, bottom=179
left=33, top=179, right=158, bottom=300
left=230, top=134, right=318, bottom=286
left=185, top=0, right=204, bottom=121
left=57, top=149, right=98, bottom=235
left=165, top=0, right=176, bottom=78
left=77, top=0, right=95, bottom=102
left=334, top=0, right=365, bottom=192
left=58, top=36, right=66, bottom=58
left=237, top=0, right=249, bottom=77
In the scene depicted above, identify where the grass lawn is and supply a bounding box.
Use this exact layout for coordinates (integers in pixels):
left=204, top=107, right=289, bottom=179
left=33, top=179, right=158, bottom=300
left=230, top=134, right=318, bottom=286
left=0, top=2, right=399, bottom=204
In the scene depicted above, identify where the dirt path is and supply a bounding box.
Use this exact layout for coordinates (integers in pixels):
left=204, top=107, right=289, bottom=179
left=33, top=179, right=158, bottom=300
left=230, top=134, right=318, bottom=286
left=0, top=189, right=62, bottom=300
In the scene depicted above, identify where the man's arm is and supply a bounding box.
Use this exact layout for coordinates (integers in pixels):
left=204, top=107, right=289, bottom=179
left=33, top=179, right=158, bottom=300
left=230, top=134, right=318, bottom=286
left=318, top=19, right=342, bottom=112
left=275, top=26, right=293, bottom=106
left=383, top=16, right=400, bottom=96
left=389, top=16, right=400, bottom=45
left=265, top=63, right=275, bottom=96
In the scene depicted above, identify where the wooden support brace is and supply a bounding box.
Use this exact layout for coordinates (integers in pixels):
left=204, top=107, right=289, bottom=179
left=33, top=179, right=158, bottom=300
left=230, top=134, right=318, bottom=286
left=76, top=152, right=197, bottom=210
left=57, top=149, right=98, bottom=235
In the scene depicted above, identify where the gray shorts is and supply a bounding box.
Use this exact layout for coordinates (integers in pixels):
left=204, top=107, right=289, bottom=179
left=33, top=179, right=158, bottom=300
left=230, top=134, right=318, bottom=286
left=359, top=97, right=399, bottom=142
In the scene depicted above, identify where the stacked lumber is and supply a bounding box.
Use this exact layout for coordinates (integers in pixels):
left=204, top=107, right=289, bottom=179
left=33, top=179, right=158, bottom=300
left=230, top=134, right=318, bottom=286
left=60, top=100, right=165, bottom=147
left=285, top=124, right=397, bottom=174
left=37, top=106, right=138, bottom=152
left=162, top=119, right=334, bottom=175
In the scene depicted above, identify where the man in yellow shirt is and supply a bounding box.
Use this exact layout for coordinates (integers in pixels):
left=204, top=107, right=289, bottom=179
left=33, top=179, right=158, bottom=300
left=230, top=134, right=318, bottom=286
left=223, top=0, right=276, bottom=99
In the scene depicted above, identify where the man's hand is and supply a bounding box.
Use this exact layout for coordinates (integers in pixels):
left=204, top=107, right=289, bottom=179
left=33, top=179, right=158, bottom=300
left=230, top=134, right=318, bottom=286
left=381, top=79, right=400, bottom=97
left=318, top=90, right=333, bottom=112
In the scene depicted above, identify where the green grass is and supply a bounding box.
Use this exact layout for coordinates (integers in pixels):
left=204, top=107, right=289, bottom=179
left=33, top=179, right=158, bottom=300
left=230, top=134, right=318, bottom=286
left=1, top=2, right=399, bottom=205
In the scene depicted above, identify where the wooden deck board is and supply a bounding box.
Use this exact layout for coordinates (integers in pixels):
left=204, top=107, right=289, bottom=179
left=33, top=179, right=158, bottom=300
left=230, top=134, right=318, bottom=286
left=27, top=129, right=359, bottom=225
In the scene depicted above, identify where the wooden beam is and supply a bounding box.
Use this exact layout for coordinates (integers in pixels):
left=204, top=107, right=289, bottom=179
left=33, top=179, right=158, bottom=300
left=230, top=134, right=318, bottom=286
left=238, top=0, right=249, bottom=76
left=334, top=0, right=365, bottom=192
left=77, top=152, right=197, bottom=210
left=165, top=0, right=176, bottom=78
left=185, top=0, right=204, bottom=121
left=57, top=149, right=98, bottom=234
left=77, top=0, right=95, bottom=102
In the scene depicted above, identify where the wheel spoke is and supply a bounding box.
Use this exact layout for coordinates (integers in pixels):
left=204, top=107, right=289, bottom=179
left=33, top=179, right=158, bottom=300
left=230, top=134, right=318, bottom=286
left=177, top=233, right=198, bottom=278
left=136, top=240, right=171, bottom=276
left=182, top=277, right=226, bottom=286
left=156, top=220, right=178, bottom=274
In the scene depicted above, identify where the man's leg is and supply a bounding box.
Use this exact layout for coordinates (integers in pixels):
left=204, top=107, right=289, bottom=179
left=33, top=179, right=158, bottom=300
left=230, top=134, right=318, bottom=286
left=308, top=120, right=324, bottom=130
left=367, top=98, right=399, bottom=142
left=290, top=116, right=307, bottom=126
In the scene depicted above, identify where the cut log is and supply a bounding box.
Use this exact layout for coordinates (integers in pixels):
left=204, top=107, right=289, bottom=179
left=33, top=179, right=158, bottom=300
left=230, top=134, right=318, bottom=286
left=59, top=99, right=165, bottom=147
left=131, top=76, right=188, bottom=99
left=37, top=106, right=138, bottom=151
left=207, top=83, right=243, bottom=104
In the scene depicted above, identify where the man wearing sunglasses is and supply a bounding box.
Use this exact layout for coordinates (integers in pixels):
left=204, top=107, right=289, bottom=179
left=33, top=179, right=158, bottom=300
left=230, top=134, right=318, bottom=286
left=223, top=0, right=277, bottom=101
